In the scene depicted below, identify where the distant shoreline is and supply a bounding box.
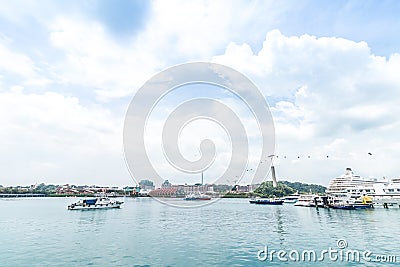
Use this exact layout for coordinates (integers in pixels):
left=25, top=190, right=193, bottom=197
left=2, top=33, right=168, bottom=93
left=0, top=193, right=133, bottom=198
left=0, top=193, right=250, bottom=199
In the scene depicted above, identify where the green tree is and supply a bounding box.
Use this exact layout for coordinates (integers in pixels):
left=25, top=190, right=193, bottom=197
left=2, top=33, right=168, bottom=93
left=280, top=181, right=326, bottom=194
left=254, top=181, right=296, bottom=197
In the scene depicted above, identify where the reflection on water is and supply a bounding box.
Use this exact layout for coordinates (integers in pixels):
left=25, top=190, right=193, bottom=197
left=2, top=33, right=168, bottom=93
left=78, top=209, right=108, bottom=225
left=76, top=209, right=109, bottom=235
left=272, top=206, right=286, bottom=245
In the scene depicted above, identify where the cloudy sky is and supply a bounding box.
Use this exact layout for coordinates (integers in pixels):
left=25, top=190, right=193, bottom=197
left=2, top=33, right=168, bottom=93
left=1, top=0, right=400, bottom=187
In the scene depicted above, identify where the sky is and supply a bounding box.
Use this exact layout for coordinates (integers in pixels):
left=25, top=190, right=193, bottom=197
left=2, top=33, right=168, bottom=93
left=1, top=0, right=400, bottom=187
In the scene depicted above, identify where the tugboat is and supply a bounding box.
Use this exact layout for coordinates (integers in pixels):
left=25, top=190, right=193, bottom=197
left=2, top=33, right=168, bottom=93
left=249, top=198, right=284, bottom=205
left=68, top=197, right=123, bottom=210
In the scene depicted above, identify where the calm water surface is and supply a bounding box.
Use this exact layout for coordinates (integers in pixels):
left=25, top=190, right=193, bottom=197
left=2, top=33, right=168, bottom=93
left=1, top=197, right=399, bottom=266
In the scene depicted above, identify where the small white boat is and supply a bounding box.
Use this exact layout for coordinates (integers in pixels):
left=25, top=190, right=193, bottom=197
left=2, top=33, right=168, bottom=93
left=183, top=192, right=211, bottom=201
left=68, top=197, right=123, bottom=210
left=283, top=194, right=300, bottom=203
left=294, top=194, right=318, bottom=207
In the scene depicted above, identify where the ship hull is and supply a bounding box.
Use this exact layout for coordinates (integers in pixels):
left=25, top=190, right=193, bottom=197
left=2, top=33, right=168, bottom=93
left=68, top=197, right=124, bottom=210
left=183, top=197, right=211, bottom=201
left=68, top=203, right=122, bottom=210
left=249, top=199, right=284, bottom=205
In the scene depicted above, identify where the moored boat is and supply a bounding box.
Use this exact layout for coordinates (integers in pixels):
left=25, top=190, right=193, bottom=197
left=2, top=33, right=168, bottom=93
left=326, top=168, right=400, bottom=208
left=68, top=197, right=123, bottom=210
left=329, top=196, right=373, bottom=210
left=326, top=168, right=375, bottom=198
left=294, top=194, right=318, bottom=207
left=282, top=194, right=300, bottom=204
left=249, top=198, right=284, bottom=205
left=331, top=203, right=373, bottom=210
left=183, top=192, right=211, bottom=200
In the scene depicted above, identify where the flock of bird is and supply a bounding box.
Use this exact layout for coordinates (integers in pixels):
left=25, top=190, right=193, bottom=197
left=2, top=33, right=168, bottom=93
left=255, top=152, right=374, bottom=166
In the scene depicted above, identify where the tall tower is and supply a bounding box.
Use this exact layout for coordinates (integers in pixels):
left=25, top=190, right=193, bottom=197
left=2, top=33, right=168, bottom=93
left=271, top=165, right=278, bottom=188
left=268, top=155, right=278, bottom=188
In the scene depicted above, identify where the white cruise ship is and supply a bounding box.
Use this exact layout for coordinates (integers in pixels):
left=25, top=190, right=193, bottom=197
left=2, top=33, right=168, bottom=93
left=326, top=168, right=400, bottom=208
left=347, top=178, right=400, bottom=207
left=326, top=168, right=376, bottom=198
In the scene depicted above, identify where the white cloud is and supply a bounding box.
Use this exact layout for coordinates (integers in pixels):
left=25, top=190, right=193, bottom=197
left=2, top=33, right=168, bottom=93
left=0, top=39, right=53, bottom=87
left=0, top=89, right=129, bottom=186
left=1, top=2, right=400, bottom=187
left=0, top=41, right=36, bottom=78
left=1, top=1, right=288, bottom=186
left=44, top=1, right=289, bottom=100
left=141, top=88, right=268, bottom=187
left=48, top=17, right=157, bottom=100
left=213, top=30, right=400, bottom=183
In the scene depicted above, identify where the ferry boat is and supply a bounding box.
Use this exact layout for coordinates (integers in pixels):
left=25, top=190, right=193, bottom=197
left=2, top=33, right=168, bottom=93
left=249, top=198, right=284, bottom=205
left=282, top=194, right=300, bottom=203
left=329, top=196, right=373, bottom=210
left=183, top=192, right=211, bottom=201
left=294, top=194, right=318, bottom=207
left=68, top=197, right=123, bottom=210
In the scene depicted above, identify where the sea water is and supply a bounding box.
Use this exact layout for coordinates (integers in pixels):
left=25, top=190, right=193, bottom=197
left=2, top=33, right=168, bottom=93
left=1, top=197, right=399, bottom=266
